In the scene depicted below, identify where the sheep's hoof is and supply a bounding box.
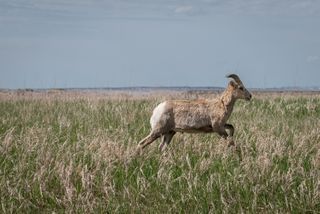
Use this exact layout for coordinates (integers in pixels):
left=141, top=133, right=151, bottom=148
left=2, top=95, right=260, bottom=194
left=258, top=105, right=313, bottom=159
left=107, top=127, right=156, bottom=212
left=159, top=143, right=165, bottom=152
left=228, top=143, right=242, bottom=161
left=135, top=145, right=143, bottom=156
left=227, top=140, right=235, bottom=147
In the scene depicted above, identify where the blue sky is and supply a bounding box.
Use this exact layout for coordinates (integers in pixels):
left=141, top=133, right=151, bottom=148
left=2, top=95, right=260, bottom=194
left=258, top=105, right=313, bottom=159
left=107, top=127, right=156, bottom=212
left=1, top=0, right=320, bottom=89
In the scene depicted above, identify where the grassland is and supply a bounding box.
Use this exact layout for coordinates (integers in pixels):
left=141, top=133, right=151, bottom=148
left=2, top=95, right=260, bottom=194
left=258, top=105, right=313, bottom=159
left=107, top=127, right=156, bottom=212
left=1, top=90, right=320, bottom=213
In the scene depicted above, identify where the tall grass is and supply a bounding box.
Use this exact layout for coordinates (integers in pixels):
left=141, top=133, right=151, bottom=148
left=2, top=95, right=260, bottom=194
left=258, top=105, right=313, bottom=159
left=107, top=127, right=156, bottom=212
left=1, top=91, right=320, bottom=213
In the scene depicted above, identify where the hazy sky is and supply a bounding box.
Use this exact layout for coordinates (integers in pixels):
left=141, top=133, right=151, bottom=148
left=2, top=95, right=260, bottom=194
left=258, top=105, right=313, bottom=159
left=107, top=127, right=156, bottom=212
left=1, top=0, right=320, bottom=89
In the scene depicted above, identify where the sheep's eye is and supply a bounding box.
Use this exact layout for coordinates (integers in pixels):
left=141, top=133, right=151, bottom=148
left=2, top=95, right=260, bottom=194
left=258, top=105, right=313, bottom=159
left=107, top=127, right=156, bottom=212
left=239, top=86, right=244, bottom=90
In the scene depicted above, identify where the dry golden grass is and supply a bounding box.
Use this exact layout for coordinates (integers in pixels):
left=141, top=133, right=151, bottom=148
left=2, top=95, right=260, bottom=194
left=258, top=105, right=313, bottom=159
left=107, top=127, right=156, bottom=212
left=0, top=90, right=320, bottom=213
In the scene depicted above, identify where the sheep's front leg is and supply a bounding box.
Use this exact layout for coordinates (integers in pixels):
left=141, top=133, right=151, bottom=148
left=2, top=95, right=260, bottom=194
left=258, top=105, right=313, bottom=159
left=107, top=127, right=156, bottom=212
left=224, top=124, right=235, bottom=146
left=224, top=124, right=234, bottom=137
left=217, top=124, right=235, bottom=147
left=225, top=123, right=242, bottom=159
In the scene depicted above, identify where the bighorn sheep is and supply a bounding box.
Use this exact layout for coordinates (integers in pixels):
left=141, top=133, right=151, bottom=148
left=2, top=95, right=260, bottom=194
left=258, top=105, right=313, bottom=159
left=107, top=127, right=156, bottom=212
left=138, top=74, right=252, bottom=151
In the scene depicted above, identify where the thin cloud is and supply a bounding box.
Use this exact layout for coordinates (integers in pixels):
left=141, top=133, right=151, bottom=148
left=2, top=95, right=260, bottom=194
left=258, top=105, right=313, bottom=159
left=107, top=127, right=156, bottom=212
left=175, top=5, right=194, bottom=14
left=202, top=0, right=320, bottom=16
left=2, top=0, right=320, bottom=18
left=307, top=55, right=320, bottom=63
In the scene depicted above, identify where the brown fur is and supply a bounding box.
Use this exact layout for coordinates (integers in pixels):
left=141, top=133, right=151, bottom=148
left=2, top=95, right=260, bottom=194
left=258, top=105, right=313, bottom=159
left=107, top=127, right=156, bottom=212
left=138, top=74, right=252, bottom=151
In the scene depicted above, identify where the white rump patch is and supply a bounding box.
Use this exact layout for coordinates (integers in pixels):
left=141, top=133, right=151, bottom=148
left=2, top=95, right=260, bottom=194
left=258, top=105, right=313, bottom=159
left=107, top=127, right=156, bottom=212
left=150, top=101, right=167, bottom=130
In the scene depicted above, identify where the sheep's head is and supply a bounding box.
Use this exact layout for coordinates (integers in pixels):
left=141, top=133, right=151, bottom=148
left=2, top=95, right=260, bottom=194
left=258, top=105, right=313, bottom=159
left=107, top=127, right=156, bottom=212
left=227, top=74, right=252, bottom=101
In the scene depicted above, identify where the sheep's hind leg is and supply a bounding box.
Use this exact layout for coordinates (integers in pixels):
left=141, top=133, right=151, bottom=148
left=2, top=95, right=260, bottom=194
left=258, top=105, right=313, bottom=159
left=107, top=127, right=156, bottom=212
left=159, top=131, right=176, bottom=152
left=138, top=132, right=161, bottom=149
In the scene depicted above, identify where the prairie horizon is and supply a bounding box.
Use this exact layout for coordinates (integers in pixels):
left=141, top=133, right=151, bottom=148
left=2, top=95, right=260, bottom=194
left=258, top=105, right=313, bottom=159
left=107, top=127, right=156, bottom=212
left=1, top=86, right=320, bottom=93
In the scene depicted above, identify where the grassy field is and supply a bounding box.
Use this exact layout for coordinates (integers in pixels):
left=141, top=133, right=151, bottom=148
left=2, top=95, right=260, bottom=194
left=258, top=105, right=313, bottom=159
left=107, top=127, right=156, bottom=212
left=1, top=90, right=320, bottom=213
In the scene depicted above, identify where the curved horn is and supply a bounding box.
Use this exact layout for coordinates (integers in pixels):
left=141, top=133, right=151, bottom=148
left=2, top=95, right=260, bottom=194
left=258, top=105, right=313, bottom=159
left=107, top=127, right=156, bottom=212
left=226, top=74, right=243, bottom=85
